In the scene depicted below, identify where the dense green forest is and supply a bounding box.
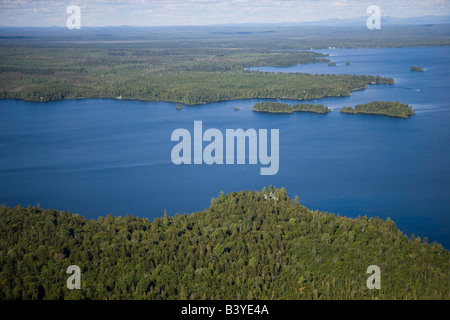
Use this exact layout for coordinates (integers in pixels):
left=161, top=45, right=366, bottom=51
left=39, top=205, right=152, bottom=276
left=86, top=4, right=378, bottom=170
left=252, top=102, right=331, bottom=114
left=340, top=101, right=416, bottom=118
left=0, top=188, right=448, bottom=300
left=0, top=40, right=393, bottom=104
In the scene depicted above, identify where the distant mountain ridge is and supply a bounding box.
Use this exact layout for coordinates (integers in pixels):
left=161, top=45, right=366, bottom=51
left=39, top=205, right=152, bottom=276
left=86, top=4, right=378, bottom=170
left=271, top=15, right=450, bottom=27
left=0, top=15, right=449, bottom=29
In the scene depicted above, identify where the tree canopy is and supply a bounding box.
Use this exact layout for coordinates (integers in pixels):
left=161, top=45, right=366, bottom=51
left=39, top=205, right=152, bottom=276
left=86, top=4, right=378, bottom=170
left=0, top=188, right=448, bottom=300
left=252, top=101, right=331, bottom=114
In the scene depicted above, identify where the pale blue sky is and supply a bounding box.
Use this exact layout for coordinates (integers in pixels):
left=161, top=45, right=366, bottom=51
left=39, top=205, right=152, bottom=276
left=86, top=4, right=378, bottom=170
left=0, top=0, right=449, bottom=27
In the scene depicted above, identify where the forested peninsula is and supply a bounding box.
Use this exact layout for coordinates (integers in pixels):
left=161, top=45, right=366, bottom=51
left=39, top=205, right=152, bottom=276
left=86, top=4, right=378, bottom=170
left=0, top=27, right=398, bottom=105
left=1, top=188, right=448, bottom=300
left=340, top=101, right=416, bottom=118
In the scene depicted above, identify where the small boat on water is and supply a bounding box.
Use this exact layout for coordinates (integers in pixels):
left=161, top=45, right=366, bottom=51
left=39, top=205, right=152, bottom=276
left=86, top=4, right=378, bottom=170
left=176, top=104, right=183, bottom=110
left=234, top=106, right=240, bottom=110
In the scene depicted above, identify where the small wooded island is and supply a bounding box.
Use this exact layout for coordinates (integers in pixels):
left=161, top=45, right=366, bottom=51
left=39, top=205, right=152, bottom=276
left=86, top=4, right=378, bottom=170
left=252, top=101, right=331, bottom=114
left=340, top=101, right=416, bottom=118
left=410, top=66, right=424, bottom=72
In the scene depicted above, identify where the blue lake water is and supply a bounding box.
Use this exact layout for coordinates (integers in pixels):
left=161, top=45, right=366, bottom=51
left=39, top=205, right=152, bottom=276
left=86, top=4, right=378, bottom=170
left=1, top=46, right=449, bottom=248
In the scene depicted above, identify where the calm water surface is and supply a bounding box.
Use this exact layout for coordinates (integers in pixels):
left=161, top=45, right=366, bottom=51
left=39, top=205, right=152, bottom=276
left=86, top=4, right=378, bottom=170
left=1, top=47, right=449, bottom=247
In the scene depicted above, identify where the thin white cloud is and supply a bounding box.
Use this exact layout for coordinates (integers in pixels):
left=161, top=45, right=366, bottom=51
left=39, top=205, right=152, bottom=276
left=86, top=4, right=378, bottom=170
left=0, top=0, right=448, bottom=26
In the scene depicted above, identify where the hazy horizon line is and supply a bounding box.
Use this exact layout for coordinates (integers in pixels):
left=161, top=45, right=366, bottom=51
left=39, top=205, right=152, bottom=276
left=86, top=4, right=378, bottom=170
left=1, top=14, right=449, bottom=29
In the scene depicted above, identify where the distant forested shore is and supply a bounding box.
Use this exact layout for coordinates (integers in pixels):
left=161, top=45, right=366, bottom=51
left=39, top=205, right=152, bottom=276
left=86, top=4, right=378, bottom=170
left=1, top=24, right=447, bottom=104
left=0, top=66, right=393, bottom=105
left=0, top=25, right=406, bottom=105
